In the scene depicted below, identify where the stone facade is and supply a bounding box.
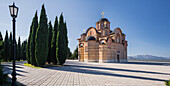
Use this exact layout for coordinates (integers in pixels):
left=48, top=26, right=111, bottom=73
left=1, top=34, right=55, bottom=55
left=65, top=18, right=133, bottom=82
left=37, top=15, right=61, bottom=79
left=77, top=18, right=128, bottom=63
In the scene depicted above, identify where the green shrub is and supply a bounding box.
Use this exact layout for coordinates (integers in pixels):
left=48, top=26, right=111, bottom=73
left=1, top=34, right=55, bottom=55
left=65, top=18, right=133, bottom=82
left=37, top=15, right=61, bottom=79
left=165, top=80, right=170, bottom=86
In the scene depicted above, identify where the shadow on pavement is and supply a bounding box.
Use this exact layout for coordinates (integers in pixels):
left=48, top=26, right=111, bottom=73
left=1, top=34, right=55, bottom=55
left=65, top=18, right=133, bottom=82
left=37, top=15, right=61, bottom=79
left=47, top=64, right=168, bottom=82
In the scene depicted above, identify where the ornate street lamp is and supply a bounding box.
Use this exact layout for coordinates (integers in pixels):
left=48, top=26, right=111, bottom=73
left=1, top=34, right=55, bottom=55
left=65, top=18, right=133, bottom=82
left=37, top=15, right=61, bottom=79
left=9, top=2, right=19, bottom=86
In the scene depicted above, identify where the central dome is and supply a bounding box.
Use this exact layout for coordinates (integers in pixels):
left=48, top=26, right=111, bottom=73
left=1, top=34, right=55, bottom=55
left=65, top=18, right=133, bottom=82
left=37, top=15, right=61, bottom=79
left=99, top=18, right=109, bottom=22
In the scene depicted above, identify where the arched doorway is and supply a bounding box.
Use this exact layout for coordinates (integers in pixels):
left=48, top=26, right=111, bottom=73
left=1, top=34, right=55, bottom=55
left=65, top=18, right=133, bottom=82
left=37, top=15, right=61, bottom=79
left=117, top=51, right=120, bottom=62
left=117, top=54, right=120, bottom=62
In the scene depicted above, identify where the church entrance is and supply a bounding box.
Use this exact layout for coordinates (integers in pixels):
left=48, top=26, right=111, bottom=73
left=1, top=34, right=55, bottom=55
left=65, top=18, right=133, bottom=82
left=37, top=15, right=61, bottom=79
left=117, top=54, right=120, bottom=62
left=117, top=51, right=120, bottom=62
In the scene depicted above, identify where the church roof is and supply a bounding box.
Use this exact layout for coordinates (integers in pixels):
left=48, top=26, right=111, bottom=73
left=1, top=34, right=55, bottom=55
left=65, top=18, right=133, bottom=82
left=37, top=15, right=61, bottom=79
left=99, top=18, right=109, bottom=22
left=86, top=36, right=96, bottom=41
left=86, top=27, right=100, bottom=34
left=81, top=33, right=86, bottom=35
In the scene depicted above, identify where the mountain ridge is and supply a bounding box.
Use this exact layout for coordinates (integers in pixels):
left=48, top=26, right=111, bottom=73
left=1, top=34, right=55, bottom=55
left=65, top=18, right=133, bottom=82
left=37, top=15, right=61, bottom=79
left=128, top=55, right=170, bottom=61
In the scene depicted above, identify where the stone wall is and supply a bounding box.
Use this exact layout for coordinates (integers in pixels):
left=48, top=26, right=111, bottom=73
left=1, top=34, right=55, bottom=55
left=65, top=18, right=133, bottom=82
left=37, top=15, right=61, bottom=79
left=79, top=41, right=127, bottom=63
left=87, top=41, right=99, bottom=62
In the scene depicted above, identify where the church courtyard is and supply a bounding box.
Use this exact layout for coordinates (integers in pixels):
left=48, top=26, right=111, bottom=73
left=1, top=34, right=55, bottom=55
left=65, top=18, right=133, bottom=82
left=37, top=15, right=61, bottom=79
left=2, top=60, right=170, bottom=86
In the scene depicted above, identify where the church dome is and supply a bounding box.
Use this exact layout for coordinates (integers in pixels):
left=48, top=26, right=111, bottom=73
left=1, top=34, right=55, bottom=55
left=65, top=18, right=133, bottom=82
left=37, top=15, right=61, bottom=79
left=86, top=36, right=96, bottom=41
left=99, top=18, right=109, bottom=22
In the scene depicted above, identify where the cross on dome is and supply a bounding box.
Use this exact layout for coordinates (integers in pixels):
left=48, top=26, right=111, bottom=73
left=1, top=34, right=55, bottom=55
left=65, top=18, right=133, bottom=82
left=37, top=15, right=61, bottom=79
left=101, top=12, right=104, bottom=18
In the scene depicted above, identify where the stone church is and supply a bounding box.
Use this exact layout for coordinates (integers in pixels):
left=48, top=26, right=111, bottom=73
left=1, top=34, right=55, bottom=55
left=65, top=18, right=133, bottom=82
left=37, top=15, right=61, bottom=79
left=77, top=16, right=128, bottom=63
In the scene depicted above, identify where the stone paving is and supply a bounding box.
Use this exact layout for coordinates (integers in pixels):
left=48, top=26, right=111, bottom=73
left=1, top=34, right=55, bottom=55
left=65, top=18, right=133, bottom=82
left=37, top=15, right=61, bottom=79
left=2, top=60, right=170, bottom=86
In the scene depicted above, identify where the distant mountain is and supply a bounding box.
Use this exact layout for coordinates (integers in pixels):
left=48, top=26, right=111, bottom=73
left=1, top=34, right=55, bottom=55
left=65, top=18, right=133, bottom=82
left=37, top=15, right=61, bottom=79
left=128, top=55, right=170, bottom=61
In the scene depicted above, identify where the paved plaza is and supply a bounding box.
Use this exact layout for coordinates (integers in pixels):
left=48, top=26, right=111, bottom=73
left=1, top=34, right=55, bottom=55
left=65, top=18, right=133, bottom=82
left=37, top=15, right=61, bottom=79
left=2, top=60, right=170, bottom=86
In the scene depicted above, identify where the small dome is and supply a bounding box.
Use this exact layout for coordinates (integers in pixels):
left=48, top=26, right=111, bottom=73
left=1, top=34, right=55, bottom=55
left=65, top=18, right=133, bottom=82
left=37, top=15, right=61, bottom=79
left=86, top=36, right=96, bottom=41
left=81, top=33, right=86, bottom=35
left=99, top=18, right=109, bottom=22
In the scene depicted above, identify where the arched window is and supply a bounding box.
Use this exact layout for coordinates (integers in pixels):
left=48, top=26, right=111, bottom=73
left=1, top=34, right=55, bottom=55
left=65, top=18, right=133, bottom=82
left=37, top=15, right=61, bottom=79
left=104, top=22, right=107, bottom=27
left=89, top=30, right=94, bottom=36
left=101, top=23, right=103, bottom=28
left=105, top=30, right=107, bottom=36
left=102, top=30, right=105, bottom=36
left=117, top=37, right=119, bottom=43
left=107, top=38, right=111, bottom=48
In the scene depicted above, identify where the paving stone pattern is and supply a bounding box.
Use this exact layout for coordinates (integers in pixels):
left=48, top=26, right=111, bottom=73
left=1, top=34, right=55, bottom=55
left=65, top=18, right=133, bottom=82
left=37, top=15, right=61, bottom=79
left=2, top=60, right=170, bottom=86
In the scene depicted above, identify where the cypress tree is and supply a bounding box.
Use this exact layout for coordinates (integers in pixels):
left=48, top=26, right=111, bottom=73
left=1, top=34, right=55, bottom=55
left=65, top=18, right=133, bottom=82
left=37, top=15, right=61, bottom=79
left=67, top=48, right=72, bottom=59
left=0, top=32, right=3, bottom=60
left=4, top=31, right=9, bottom=62
left=9, top=32, right=13, bottom=61
left=15, top=39, right=17, bottom=61
left=56, top=14, right=65, bottom=65
left=26, top=13, right=34, bottom=64
left=30, top=11, right=38, bottom=66
left=63, top=21, right=68, bottom=63
left=47, top=21, right=53, bottom=64
left=21, top=40, right=27, bottom=60
left=72, top=46, right=78, bottom=59
left=17, top=37, right=21, bottom=61
left=0, top=32, right=8, bottom=82
left=26, top=41, right=30, bottom=63
left=35, top=4, right=48, bottom=65
left=51, top=16, right=58, bottom=64
left=21, top=42, right=23, bottom=60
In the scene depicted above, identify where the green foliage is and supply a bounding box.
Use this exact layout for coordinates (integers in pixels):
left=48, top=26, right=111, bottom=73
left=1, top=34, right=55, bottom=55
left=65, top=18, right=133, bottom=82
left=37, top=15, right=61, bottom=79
left=0, top=35, right=8, bottom=83
left=51, top=16, right=58, bottom=64
left=0, top=32, right=4, bottom=60
left=35, top=4, right=49, bottom=65
left=21, top=40, right=27, bottom=60
left=72, top=46, right=78, bottom=59
left=26, top=42, right=30, bottom=63
left=0, top=32, right=3, bottom=43
left=30, top=11, right=38, bottom=66
left=165, top=79, right=170, bottom=86
left=8, top=32, right=13, bottom=61
left=25, top=4, right=68, bottom=65
left=4, top=31, right=9, bottom=62
left=47, top=21, right=53, bottom=64
left=17, top=37, right=21, bottom=60
left=26, top=17, right=34, bottom=64
left=56, top=13, right=67, bottom=65
left=14, top=39, right=17, bottom=61
left=63, top=21, right=68, bottom=63
left=67, top=48, right=72, bottom=59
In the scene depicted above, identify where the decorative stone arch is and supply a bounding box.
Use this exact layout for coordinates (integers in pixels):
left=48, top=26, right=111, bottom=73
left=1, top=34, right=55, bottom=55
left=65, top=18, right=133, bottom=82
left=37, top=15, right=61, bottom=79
left=107, top=37, right=112, bottom=48
left=114, top=28, right=123, bottom=43
left=116, top=33, right=120, bottom=43
left=86, top=27, right=98, bottom=38
left=114, top=27, right=123, bottom=35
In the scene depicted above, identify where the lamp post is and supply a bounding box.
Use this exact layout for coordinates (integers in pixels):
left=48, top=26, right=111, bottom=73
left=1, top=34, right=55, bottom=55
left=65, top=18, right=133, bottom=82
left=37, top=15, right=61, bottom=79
left=9, top=2, right=19, bottom=86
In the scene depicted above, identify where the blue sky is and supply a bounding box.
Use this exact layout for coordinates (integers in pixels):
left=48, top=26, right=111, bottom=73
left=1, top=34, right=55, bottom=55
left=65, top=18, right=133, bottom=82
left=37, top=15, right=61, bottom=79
left=0, top=0, right=170, bottom=57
